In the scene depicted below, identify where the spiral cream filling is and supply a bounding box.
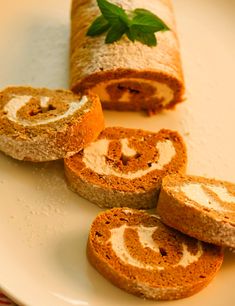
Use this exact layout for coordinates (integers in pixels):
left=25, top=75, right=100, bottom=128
left=91, top=78, right=174, bottom=106
left=175, top=183, right=235, bottom=212
left=3, top=95, right=88, bottom=126
left=82, top=138, right=176, bottom=179
left=109, top=224, right=203, bottom=270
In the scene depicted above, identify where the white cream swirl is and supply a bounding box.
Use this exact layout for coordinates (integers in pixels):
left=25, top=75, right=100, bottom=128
left=108, top=224, right=203, bottom=270
left=3, top=95, right=88, bottom=126
left=82, top=138, right=176, bottom=179
left=91, top=78, right=174, bottom=106
left=178, top=183, right=235, bottom=212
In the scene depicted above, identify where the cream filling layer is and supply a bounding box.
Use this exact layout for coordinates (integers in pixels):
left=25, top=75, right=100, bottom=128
left=120, top=138, right=137, bottom=157
left=91, top=78, right=174, bottom=106
left=3, top=95, right=88, bottom=126
left=82, top=138, right=176, bottom=179
left=109, top=224, right=203, bottom=270
left=178, top=183, right=235, bottom=212
left=176, top=242, right=203, bottom=268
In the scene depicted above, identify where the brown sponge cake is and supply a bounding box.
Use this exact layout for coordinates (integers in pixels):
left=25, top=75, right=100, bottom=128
left=0, top=86, right=104, bottom=162
left=64, top=127, right=187, bottom=209
left=70, top=0, right=185, bottom=115
left=87, top=208, right=223, bottom=300
left=157, top=174, right=235, bottom=248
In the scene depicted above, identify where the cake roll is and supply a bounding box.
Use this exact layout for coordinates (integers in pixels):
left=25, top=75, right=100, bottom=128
left=0, top=86, right=104, bottom=162
left=87, top=208, right=223, bottom=300
left=64, top=127, right=187, bottom=209
left=70, top=0, right=185, bottom=114
left=157, top=174, right=235, bottom=248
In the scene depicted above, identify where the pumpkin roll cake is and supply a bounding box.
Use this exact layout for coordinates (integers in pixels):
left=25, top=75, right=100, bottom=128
left=0, top=86, right=104, bottom=162
left=70, top=0, right=185, bottom=114
left=157, top=174, right=235, bottom=248
left=87, top=208, right=223, bottom=300
left=64, top=127, right=187, bottom=209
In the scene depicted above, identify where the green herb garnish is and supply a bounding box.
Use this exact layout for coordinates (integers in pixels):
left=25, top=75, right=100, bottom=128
left=87, top=0, right=170, bottom=47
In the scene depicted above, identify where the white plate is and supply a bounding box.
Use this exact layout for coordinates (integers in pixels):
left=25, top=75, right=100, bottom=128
left=0, top=0, right=235, bottom=305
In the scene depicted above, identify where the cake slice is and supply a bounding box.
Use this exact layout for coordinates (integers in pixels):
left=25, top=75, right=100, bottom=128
left=157, top=174, right=235, bottom=248
left=87, top=208, right=223, bottom=300
left=64, top=127, right=187, bottom=209
left=0, top=86, right=104, bottom=161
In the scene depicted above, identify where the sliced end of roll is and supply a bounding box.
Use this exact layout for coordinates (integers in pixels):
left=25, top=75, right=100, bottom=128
left=87, top=208, right=223, bottom=300
left=64, top=127, right=187, bottom=209
left=0, top=86, right=104, bottom=161
left=71, top=69, right=185, bottom=115
left=157, top=174, right=235, bottom=248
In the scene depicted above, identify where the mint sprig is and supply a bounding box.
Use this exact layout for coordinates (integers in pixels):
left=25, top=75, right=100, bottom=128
left=86, top=0, right=170, bottom=47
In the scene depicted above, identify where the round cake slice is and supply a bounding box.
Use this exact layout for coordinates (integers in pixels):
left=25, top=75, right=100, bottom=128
left=64, top=127, right=187, bottom=209
left=87, top=208, right=223, bottom=301
left=157, top=174, right=235, bottom=248
left=0, top=86, right=104, bottom=161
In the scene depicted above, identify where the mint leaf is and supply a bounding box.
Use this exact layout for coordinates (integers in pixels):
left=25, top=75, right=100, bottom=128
left=105, top=21, right=127, bottom=43
left=127, top=27, right=157, bottom=46
left=135, top=32, right=157, bottom=47
left=126, top=28, right=135, bottom=42
left=132, top=8, right=169, bottom=32
left=97, top=0, right=129, bottom=25
left=87, top=15, right=111, bottom=36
